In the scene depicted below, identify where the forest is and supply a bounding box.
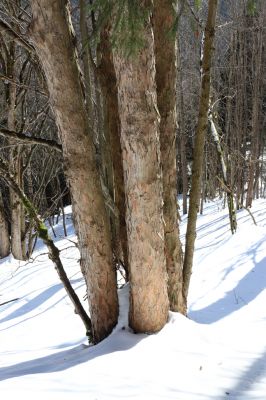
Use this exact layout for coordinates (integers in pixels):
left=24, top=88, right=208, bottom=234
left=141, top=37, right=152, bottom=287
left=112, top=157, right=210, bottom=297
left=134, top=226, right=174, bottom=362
left=0, top=0, right=266, bottom=398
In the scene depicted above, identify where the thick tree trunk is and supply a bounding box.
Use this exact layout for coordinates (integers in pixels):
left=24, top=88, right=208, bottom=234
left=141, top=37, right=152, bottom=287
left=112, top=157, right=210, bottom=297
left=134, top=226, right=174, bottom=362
left=30, top=0, right=118, bottom=344
left=0, top=190, right=10, bottom=258
left=98, top=27, right=129, bottom=277
left=182, top=0, right=218, bottom=312
left=113, top=15, right=169, bottom=333
left=153, top=0, right=184, bottom=313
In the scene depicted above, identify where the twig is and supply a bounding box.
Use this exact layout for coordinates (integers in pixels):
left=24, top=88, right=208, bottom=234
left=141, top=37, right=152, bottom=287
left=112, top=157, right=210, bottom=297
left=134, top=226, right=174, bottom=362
left=216, top=176, right=257, bottom=226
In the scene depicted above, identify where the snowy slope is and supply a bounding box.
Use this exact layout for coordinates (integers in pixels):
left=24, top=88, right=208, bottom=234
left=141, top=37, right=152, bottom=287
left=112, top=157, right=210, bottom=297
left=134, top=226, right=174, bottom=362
left=0, top=200, right=266, bottom=399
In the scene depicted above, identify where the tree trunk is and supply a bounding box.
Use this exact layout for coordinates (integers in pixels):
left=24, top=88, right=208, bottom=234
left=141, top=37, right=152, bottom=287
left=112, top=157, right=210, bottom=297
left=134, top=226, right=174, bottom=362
left=153, top=0, right=184, bottom=313
left=182, top=0, right=218, bottom=312
left=7, top=43, right=26, bottom=261
left=246, top=28, right=263, bottom=208
left=0, top=190, right=10, bottom=258
left=209, top=112, right=237, bottom=234
left=176, top=34, right=188, bottom=216
left=113, top=14, right=169, bottom=333
left=98, top=27, right=129, bottom=277
left=30, top=0, right=118, bottom=344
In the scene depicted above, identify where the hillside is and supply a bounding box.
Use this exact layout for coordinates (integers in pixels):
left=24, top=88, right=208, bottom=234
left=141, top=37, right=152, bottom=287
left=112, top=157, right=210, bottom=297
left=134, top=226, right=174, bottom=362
left=1, top=199, right=266, bottom=399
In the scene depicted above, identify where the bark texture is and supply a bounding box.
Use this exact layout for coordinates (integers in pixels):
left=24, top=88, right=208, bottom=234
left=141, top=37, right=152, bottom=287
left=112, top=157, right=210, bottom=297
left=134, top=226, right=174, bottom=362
left=98, top=27, right=129, bottom=276
left=153, top=0, right=184, bottom=313
left=113, top=15, right=169, bottom=333
left=183, top=0, right=218, bottom=311
left=30, top=0, right=118, bottom=343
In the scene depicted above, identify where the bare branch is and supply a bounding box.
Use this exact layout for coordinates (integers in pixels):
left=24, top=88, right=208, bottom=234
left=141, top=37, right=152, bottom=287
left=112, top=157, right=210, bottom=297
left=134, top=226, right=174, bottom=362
left=0, top=18, right=34, bottom=53
left=0, top=127, right=62, bottom=152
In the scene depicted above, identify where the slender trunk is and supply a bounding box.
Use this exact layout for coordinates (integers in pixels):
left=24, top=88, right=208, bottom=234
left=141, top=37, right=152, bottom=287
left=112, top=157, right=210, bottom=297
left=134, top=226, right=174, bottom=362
left=7, top=45, right=26, bottom=261
left=0, top=190, right=10, bottom=258
left=176, top=35, right=188, bottom=215
left=98, top=27, right=129, bottom=276
left=183, top=0, right=218, bottom=312
left=153, top=0, right=184, bottom=313
left=246, top=29, right=263, bottom=208
left=113, top=14, right=169, bottom=333
left=209, top=113, right=237, bottom=234
left=30, top=0, right=118, bottom=344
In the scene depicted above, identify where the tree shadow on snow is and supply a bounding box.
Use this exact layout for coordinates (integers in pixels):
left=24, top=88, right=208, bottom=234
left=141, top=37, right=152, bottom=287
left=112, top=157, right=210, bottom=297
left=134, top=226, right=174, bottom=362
left=0, top=279, right=83, bottom=330
left=0, top=328, right=147, bottom=381
left=228, top=348, right=266, bottom=398
left=189, top=240, right=266, bottom=324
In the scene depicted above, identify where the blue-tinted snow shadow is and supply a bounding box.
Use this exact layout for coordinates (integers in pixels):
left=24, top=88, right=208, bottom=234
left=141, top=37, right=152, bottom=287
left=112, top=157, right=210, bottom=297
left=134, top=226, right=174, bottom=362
left=189, top=240, right=266, bottom=324
left=229, top=348, right=266, bottom=399
left=0, top=278, right=83, bottom=329
left=0, top=328, right=147, bottom=381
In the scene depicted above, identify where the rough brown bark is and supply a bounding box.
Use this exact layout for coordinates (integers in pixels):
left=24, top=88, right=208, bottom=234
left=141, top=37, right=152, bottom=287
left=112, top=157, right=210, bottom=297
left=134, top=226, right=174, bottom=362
left=113, top=14, right=169, bottom=333
left=98, top=27, right=129, bottom=277
left=29, top=0, right=118, bottom=343
left=153, top=0, right=184, bottom=313
left=183, top=0, right=218, bottom=312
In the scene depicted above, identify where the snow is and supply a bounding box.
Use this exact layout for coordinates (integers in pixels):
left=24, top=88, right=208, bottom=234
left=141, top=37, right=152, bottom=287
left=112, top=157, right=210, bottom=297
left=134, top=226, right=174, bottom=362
left=1, top=199, right=266, bottom=399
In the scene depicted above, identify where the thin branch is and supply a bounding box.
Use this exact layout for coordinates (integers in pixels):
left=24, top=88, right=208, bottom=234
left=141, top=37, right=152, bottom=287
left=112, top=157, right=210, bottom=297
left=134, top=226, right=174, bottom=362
left=0, top=18, right=34, bottom=53
left=0, top=155, right=92, bottom=340
left=216, top=176, right=257, bottom=226
left=0, top=127, right=62, bottom=152
left=0, top=73, right=48, bottom=96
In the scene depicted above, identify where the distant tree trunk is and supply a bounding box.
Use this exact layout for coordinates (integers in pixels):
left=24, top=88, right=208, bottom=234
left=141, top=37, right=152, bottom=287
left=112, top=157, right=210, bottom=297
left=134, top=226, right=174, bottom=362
left=182, top=0, right=218, bottom=312
left=7, top=44, right=26, bottom=261
left=246, top=28, right=263, bottom=208
left=98, top=27, right=129, bottom=277
left=153, top=0, right=185, bottom=313
left=209, top=112, right=237, bottom=233
left=30, top=0, right=118, bottom=344
left=176, top=34, right=188, bottom=215
left=0, top=190, right=10, bottom=258
left=113, top=13, right=169, bottom=333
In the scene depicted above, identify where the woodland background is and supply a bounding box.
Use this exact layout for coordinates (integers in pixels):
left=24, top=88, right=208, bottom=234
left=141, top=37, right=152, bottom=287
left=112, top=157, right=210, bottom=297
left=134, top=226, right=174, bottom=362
left=0, top=0, right=265, bottom=344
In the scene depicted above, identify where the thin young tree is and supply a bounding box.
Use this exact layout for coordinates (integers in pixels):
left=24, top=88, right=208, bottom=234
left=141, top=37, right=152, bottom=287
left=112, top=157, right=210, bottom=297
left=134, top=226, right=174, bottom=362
left=153, top=0, right=184, bottom=313
left=182, top=0, right=218, bottom=312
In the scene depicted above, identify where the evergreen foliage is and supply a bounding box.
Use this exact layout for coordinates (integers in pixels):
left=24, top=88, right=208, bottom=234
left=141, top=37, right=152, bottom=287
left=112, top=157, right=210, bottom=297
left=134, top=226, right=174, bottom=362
left=89, top=0, right=152, bottom=56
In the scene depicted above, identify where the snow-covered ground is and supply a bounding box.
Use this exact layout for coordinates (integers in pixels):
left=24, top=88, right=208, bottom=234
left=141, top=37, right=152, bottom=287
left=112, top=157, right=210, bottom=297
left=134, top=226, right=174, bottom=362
left=0, top=199, right=266, bottom=399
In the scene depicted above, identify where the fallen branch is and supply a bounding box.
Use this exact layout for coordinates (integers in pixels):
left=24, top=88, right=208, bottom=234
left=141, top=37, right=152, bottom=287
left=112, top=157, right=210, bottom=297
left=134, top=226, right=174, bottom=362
left=0, top=298, right=19, bottom=307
